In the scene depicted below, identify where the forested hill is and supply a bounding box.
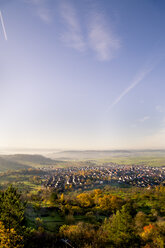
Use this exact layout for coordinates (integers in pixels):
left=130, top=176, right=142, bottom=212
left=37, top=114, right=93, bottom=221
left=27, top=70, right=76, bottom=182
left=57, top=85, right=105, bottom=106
left=0, top=157, right=31, bottom=172
left=1, top=154, right=56, bottom=169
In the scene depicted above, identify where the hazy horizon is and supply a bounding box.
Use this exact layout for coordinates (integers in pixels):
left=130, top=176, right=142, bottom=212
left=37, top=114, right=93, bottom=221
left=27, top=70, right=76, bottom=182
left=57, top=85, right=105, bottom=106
left=1, top=0, right=165, bottom=150
left=1, top=147, right=165, bottom=155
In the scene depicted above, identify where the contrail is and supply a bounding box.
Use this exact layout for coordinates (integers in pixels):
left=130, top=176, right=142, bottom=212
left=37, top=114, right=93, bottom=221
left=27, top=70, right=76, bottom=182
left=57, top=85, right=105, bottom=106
left=0, top=10, right=7, bottom=41
left=106, top=61, right=158, bottom=112
left=106, top=48, right=165, bottom=112
left=108, top=66, right=153, bottom=110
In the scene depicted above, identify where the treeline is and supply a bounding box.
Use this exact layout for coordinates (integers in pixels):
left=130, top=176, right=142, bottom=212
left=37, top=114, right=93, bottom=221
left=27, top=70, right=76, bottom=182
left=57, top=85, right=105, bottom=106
left=52, top=186, right=165, bottom=247
left=0, top=185, right=58, bottom=248
left=0, top=185, right=164, bottom=247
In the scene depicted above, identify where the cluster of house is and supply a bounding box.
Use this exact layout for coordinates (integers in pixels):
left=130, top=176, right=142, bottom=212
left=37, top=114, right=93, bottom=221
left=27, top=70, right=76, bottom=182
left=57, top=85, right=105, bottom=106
left=41, top=164, right=165, bottom=192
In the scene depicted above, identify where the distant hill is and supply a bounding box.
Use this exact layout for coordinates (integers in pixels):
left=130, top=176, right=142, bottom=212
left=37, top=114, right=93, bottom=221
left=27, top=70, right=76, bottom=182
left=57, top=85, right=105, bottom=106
left=0, top=157, right=31, bottom=172
left=0, top=154, right=69, bottom=171
left=0, top=150, right=165, bottom=171
left=2, top=154, right=57, bottom=167
left=47, top=149, right=165, bottom=160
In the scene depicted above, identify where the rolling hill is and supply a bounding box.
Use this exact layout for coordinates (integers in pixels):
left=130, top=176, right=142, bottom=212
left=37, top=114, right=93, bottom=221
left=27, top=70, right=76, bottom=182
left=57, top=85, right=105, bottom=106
left=0, top=157, right=31, bottom=172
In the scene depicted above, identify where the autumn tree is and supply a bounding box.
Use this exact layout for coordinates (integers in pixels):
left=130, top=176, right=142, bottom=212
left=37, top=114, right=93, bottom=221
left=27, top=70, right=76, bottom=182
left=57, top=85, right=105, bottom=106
left=77, top=193, right=94, bottom=208
left=59, top=222, right=98, bottom=248
left=140, top=222, right=165, bottom=248
left=0, top=221, right=24, bottom=248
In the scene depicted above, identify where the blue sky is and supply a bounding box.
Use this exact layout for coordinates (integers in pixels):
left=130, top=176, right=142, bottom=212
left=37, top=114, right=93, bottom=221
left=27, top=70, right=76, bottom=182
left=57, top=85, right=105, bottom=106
left=0, top=0, right=165, bottom=150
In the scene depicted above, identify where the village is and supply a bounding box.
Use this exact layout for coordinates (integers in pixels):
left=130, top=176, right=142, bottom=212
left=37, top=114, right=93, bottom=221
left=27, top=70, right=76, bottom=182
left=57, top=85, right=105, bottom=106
left=42, top=164, right=165, bottom=192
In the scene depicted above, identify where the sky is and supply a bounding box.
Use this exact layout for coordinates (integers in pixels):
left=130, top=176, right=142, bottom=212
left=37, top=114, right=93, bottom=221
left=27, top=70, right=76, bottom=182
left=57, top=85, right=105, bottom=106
left=0, top=0, right=165, bottom=150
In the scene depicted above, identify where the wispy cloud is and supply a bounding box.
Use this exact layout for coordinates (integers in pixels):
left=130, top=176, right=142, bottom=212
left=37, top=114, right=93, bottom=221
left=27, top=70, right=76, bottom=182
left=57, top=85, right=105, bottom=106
left=155, top=105, right=164, bottom=113
left=0, top=10, right=7, bottom=40
left=130, top=116, right=150, bottom=129
left=59, top=2, right=120, bottom=60
left=138, top=116, right=150, bottom=123
left=88, top=12, right=120, bottom=61
left=107, top=64, right=155, bottom=111
left=60, top=2, right=86, bottom=52
left=36, top=7, right=51, bottom=23
left=25, top=0, right=52, bottom=23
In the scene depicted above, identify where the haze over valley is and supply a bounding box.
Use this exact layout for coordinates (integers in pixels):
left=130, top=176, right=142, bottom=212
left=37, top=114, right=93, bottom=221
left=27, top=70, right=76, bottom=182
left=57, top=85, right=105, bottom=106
left=0, top=0, right=165, bottom=247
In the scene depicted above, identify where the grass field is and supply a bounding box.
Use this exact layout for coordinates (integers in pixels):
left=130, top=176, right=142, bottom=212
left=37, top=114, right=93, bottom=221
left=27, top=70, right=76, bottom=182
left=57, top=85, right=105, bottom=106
left=25, top=206, right=65, bottom=231
left=96, top=156, right=165, bottom=167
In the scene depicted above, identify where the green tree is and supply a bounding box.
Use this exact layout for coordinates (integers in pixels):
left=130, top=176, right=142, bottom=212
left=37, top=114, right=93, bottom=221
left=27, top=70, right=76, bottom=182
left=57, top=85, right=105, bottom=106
left=49, top=191, right=58, bottom=204
left=0, top=186, right=25, bottom=231
left=102, top=205, right=140, bottom=247
left=135, top=211, right=148, bottom=232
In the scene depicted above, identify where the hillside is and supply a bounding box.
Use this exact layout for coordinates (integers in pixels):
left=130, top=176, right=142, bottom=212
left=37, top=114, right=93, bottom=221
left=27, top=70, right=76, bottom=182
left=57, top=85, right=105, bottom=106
left=1, top=154, right=58, bottom=168
left=0, top=157, right=31, bottom=172
left=47, top=149, right=165, bottom=160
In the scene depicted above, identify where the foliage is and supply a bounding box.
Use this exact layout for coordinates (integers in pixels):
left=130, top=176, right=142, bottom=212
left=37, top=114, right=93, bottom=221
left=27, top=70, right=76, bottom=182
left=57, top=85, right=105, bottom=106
left=59, top=222, right=98, bottom=248
left=101, top=205, right=140, bottom=247
left=0, top=184, right=164, bottom=247
left=0, top=221, right=24, bottom=248
left=77, top=193, right=94, bottom=208
left=0, top=185, right=25, bottom=231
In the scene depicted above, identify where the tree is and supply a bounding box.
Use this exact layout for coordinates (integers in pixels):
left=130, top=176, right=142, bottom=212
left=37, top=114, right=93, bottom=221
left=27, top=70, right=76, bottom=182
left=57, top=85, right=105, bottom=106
left=140, top=222, right=165, bottom=248
left=0, top=221, right=24, bottom=248
left=60, top=193, right=64, bottom=203
left=102, top=205, right=140, bottom=247
left=77, top=193, right=94, bottom=208
left=97, top=194, right=112, bottom=214
left=0, top=186, right=25, bottom=231
left=59, top=222, right=97, bottom=248
left=135, top=211, right=148, bottom=232
left=49, top=191, right=58, bottom=204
